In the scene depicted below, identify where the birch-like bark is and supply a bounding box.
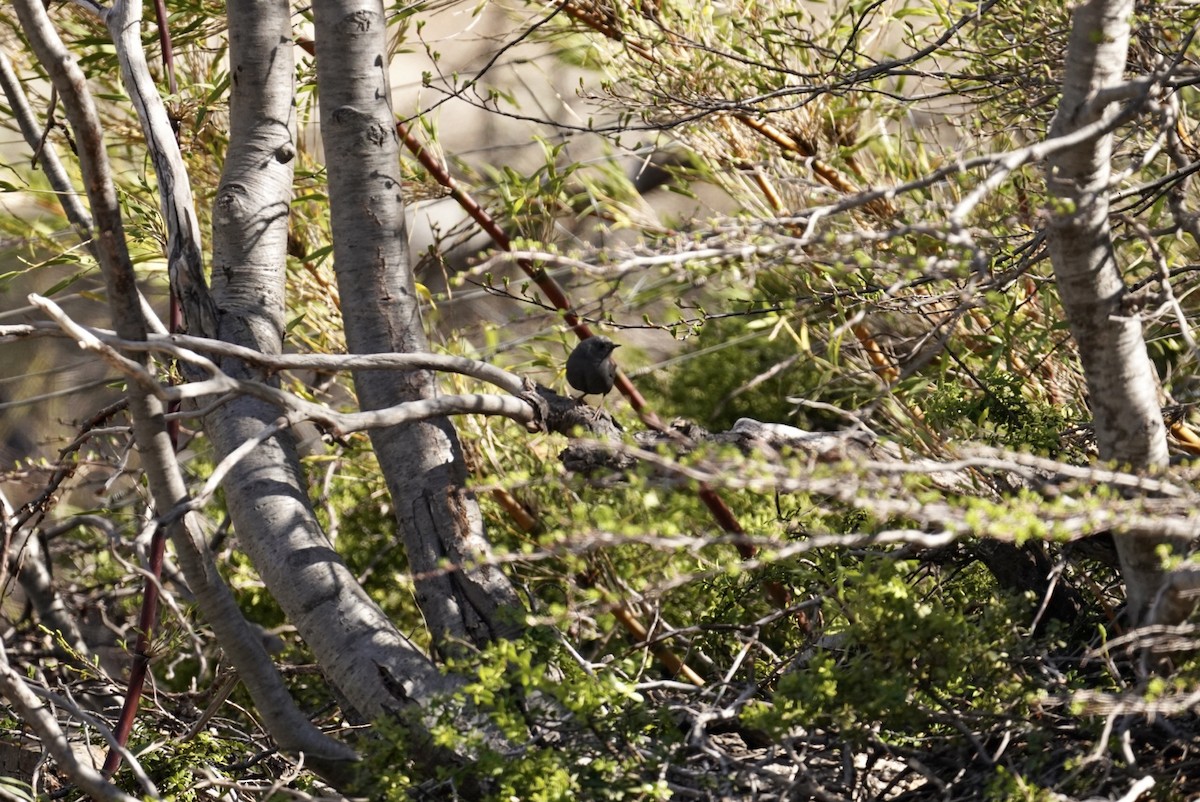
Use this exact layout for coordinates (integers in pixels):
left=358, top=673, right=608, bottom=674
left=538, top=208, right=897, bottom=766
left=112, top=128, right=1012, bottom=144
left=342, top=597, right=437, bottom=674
left=312, top=0, right=523, bottom=651
left=1044, top=0, right=1188, bottom=623
left=11, top=0, right=356, bottom=774
left=205, top=0, right=464, bottom=730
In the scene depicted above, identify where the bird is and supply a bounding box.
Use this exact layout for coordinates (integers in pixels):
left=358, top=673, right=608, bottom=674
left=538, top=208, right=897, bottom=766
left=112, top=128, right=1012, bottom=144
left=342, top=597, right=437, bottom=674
left=565, top=336, right=620, bottom=400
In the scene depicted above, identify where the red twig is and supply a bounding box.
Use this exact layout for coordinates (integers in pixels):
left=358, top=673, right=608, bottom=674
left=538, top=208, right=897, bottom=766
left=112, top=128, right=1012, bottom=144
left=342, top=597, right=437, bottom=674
left=104, top=3, right=179, bottom=776
left=394, top=121, right=663, bottom=421
left=101, top=525, right=168, bottom=778
left=297, top=34, right=785, bottom=608
left=151, top=0, right=177, bottom=96
left=396, top=122, right=789, bottom=607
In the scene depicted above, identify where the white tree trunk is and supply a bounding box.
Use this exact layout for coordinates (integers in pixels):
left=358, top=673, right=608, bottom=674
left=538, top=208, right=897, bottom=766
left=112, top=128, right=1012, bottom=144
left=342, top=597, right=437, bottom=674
left=203, top=0, right=463, bottom=739
left=1044, top=0, right=1188, bottom=623
left=312, top=0, right=523, bottom=651
left=12, top=0, right=357, bottom=776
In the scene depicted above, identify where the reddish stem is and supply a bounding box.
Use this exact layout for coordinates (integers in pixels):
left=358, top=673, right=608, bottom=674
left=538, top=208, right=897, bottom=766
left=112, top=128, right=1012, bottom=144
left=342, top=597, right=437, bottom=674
left=101, top=526, right=168, bottom=778
left=300, top=34, right=781, bottom=605
left=103, top=2, right=180, bottom=770
left=395, top=123, right=788, bottom=605
left=151, top=0, right=178, bottom=96
left=394, top=121, right=660, bottom=419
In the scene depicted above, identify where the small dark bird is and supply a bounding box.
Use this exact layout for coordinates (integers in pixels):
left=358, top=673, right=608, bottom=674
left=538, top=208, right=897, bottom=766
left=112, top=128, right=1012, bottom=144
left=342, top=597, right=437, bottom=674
left=566, top=336, right=620, bottom=399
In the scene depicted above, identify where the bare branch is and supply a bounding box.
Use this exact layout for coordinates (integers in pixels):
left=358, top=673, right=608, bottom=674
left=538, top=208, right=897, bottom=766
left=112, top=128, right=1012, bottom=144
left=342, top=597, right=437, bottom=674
left=0, top=641, right=143, bottom=802
left=105, top=0, right=216, bottom=335
left=11, top=0, right=357, bottom=771
left=0, top=47, right=167, bottom=335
